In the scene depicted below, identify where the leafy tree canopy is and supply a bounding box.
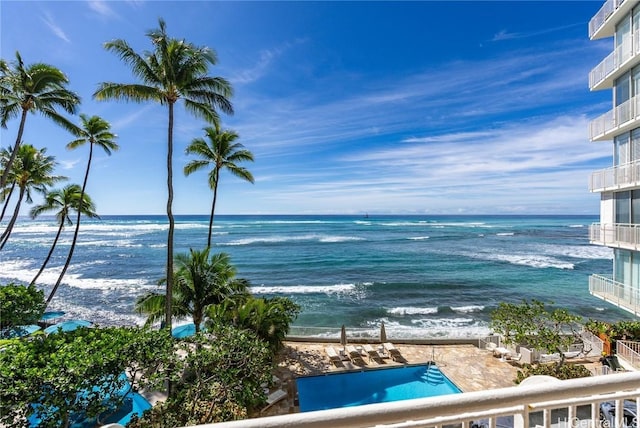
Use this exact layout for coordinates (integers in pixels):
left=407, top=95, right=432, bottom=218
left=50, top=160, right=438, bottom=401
left=129, top=324, right=272, bottom=426
left=490, top=299, right=583, bottom=362
left=0, top=326, right=176, bottom=427
left=0, top=282, right=46, bottom=330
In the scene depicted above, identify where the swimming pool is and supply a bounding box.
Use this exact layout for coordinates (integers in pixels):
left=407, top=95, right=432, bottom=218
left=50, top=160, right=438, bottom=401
left=296, top=363, right=461, bottom=412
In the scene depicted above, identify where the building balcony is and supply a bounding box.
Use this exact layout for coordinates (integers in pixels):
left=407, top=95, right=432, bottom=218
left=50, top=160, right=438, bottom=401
left=589, top=29, right=640, bottom=91
left=589, top=160, right=640, bottom=192
left=589, top=222, right=640, bottom=250
left=589, top=0, right=634, bottom=40
left=590, top=273, right=640, bottom=317
left=589, top=93, right=640, bottom=141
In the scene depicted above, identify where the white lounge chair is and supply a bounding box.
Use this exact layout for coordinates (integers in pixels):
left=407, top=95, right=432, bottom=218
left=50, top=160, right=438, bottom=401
left=325, top=346, right=343, bottom=366
left=346, top=345, right=367, bottom=365
left=363, top=344, right=382, bottom=363
left=383, top=342, right=406, bottom=362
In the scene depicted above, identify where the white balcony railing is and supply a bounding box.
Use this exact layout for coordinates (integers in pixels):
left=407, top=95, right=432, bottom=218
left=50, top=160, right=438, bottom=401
left=617, top=340, right=640, bottom=369
left=589, top=222, right=640, bottom=248
left=590, top=273, right=640, bottom=316
left=589, top=28, right=640, bottom=91
left=589, top=160, right=640, bottom=191
left=589, top=0, right=628, bottom=40
left=589, top=92, right=640, bottom=140
left=197, top=372, right=640, bottom=428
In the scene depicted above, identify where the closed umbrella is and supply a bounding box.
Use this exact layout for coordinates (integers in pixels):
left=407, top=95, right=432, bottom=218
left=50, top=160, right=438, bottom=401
left=340, top=324, right=347, bottom=353
left=380, top=322, right=387, bottom=343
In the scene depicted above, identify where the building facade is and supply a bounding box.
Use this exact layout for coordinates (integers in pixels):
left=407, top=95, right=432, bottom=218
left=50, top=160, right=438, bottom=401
left=589, top=0, right=640, bottom=317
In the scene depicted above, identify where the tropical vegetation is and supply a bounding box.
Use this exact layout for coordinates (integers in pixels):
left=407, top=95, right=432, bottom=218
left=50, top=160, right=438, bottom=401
left=184, top=124, right=254, bottom=247
left=0, top=52, right=80, bottom=189
left=51, top=114, right=116, bottom=302
left=491, top=299, right=591, bottom=382
left=0, top=17, right=302, bottom=427
left=94, top=18, right=234, bottom=330
left=135, top=248, right=250, bottom=334
left=29, top=184, right=98, bottom=288
left=0, top=326, right=175, bottom=427
left=0, top=283, right=45, bottom=331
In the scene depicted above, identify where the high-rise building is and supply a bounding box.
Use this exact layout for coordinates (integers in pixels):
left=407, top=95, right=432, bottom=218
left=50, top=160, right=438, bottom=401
left=589, top=0, right=640, bottom=317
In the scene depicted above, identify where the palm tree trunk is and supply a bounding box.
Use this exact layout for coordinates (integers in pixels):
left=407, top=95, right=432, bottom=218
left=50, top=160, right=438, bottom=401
left=0, top=181, right=16, bottom=223
left=0, top=187, right=24, bottom=250
left=165, top=102, right=175, bottom=331
left=0, top=108, right=27, bottom=188
left=207, top=197, right=215, bottom=248
left=31, top=221, right=64, bottom=286
left=207, top=170, right=220, bottom=248
left=50, top=144, right=93, bottom=305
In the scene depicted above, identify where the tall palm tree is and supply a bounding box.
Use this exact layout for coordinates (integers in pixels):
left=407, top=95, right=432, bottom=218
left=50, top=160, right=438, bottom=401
left=0, top=144, right=64, bottom=250
left=0, top=52, right=80, bottom=188
left=29, top=184, right=98, bottom=287
left=52, top=114, right=117, bottom=294
left=94, top=18, right=233, bottom=330
left=135, top=249, right=248, bottom=334
left=184, top=125, right=254, bottom=247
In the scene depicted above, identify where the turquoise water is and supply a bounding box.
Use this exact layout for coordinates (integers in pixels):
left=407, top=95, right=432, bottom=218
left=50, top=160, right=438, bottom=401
left=0, top=214, right=634, bottom=337
left=296, top=364, right=460, bottom=412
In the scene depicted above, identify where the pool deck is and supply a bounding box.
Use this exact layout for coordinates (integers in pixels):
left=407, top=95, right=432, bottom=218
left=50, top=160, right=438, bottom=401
left=260, top=341, right=603, bottom=417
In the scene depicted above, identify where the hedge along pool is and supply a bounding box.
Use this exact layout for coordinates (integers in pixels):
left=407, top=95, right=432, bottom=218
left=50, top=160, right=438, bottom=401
left=296, top=363, right=461, bottom=412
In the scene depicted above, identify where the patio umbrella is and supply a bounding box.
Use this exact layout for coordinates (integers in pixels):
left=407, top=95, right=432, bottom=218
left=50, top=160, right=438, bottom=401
left=171, top=323, right=205, bottom=339
left=43, top=319, right=92, bottom=334
left=1, top=324, right=41, bottom=338
left=380, top=322, right=387, bottom=343
left=340, top=324, right=347, bottom=353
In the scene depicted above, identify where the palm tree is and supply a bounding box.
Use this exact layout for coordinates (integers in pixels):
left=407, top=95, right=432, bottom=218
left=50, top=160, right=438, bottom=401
left=52, top=114, right=117, bottom=295
left=209, top=296, right=300, bottom=355
left=0, top=146, right=17, bottom=223
left=135, top=249, right=248, bottom=334
left=29, top=184, right=98, bottom=287
left=0, top=144, right=64, bottom=250
left=94, top=18, right=233, bottom=330
left=184, top=125, right=254, bottom=247
left=0, top=52, right=80, bottom=188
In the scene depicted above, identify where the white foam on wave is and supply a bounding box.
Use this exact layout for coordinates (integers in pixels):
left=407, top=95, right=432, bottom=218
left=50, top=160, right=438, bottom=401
left=221, top=234, right=364, bottom=246
left=537, top=244, right=613, bottom=260
left=303, top=317, right=492, bottom=340
left=250, top=283, right=358, bottom=295
left=387, top=306, right=438, bottom=315
left=407, top=236, right=430, bottom=241
left=46, top=301, right=147, bottom=327
left=568, top=224, right=584, bottom=228
left=496, top=232, right=514, bottom=236
left=0, top=259, right=157, bottom=291
left=465, top=251, right=574, bottom=269
left=451, top=305, right=484, bottom=313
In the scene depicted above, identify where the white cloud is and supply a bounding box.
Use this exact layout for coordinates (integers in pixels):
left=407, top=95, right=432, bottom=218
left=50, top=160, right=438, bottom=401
left=41, top=12, right=70, bottom=43
left=87, top=1, right=118, bottom=19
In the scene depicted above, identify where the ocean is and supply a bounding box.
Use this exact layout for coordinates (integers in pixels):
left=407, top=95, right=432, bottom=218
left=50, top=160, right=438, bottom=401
left=0, top=214, right=632, bottom=338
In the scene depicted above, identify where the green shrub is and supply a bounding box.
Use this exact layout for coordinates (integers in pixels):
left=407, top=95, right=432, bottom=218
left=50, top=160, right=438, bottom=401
left=514, top=362, right=592, bottom=384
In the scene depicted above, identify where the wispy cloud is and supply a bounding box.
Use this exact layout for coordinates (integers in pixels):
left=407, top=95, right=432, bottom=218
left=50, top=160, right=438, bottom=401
left=87, top=1, right=118, bottom=19
left=41, top=12, right=70, bottom=43
left=491, top=22, right=584, bottom=42
left=231, top=39, right=307, bottom=85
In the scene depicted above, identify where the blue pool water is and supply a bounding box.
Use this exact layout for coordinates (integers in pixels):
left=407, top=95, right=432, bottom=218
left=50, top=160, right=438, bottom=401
left=296, top=364, right=461, bottom=412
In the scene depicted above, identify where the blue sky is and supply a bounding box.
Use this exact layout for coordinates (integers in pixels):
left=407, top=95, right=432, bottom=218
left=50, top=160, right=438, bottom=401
left=1, top=1, right=613, bottom=215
